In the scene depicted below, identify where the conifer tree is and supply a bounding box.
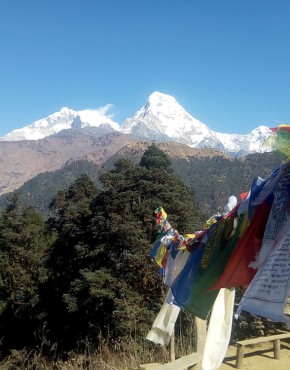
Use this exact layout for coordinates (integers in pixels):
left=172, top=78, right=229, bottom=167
left=85, top=147, right=203, bottom=338
left=44, top=174, right=99, bottom=346
left=44, top=149, right=203, bottom=347
left=140, top=143, right=171, bottom=171
left=0, top=194, right=50, bottom=349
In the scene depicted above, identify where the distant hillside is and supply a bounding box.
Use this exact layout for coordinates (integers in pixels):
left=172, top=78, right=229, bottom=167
left=0, top=129, right=137, bottom=197
left=170, top=151, right=282, bottom=214
left=101, top=144, right=282, bottom=215
left=0, top=143, right=282, bottom=218
left=0, top=160, right=102, bottom=216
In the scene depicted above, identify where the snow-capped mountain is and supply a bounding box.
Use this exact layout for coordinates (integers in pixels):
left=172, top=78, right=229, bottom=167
left=122, top=92, right=214, bottom=146
left=214, top=126, right=271, bottom=156
left=0, top=92, right=272, bottom=156
left=122, top=92, right=272, bottom=156
left=1, top=105, right=120, bottom=141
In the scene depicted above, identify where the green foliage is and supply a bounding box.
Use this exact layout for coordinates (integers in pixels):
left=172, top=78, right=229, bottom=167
left=89, top=155, right=201, bottom=336
left=140, top=143, right=172, bottom=171
left=0, top=194, right=52, bottom=350
left=0, top=145, right=284, bottom=358
left=0, top=149, right=282, bottom=219
left=43, top=175, right=99, bottom=347
left=170, top=151, right=282, bottom=216
left=43, top=149, right=202, bottom=349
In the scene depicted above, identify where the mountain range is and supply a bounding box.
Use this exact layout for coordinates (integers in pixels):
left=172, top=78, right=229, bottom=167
left=0, top=92, right=278, bottom=213
left=1, top=92, right=271, bottom=157
left=0, top=137, right=281, bottom=217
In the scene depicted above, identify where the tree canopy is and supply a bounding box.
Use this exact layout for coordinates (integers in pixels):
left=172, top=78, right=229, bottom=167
left=0, top=194, right=52, bottom=349
left=0, top=147, right=203, bottom=353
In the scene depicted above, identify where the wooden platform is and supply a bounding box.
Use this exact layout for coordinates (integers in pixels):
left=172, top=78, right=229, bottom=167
left=140, top=352, right=202, bottom=370
left=235, top=332, right=290, bottom=368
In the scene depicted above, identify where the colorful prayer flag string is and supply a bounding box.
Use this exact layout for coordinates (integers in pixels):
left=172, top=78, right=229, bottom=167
left=269, top=124, right=290, bottom=159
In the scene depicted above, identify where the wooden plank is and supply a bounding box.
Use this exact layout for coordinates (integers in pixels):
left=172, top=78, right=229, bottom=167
left=151, top=352, right=202, bottom=370
left=236, top=332, right=290, bottom=347
left=139, top=364, right=162, bottom=370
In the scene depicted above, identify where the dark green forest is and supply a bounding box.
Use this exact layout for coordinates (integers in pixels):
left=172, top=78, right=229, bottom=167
left=0, top=145, right=203, bottom=357
left=0, top=148, right=281, bottom=219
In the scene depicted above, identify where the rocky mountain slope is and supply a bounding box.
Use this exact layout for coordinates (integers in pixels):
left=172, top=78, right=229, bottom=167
left=0, top=141, right=281, bottom=218
left=0, top=129, right=136, bottom=196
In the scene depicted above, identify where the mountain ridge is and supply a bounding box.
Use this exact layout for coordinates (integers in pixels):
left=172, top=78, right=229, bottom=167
left=0, top=145, right=281, bottom=218
left=0, top=92, right=272, bottom=157
left=0, top=129, right=137, bottom=196
left=0, top=92, right=276, bottom=199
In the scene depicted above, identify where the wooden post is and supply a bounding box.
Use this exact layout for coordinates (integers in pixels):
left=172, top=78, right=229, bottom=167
left=194, top=317, right=207, bottom=353
left=169, top=331, right=175, bottom=362
left=236, top=344, right=244, bottom=369
left=273, top=339, right=281, bottom=360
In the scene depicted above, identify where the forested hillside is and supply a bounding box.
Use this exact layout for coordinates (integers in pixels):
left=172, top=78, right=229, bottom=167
left=0, top=145, right=281, bottom=217
left=0, top=160, right=102, bottom=216
left=0, top=145, right=203, bottom=358
left=170, top=151, right=282, bottom=214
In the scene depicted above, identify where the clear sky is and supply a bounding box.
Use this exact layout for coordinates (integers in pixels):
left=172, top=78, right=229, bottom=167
left=1, top=0, right=290, bottom=137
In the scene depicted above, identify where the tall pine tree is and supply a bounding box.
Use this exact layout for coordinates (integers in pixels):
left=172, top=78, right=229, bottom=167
left=44, top=147, right=203, bottom=348
left=44, top=174, right=99, bottom=347
left=0, top=194, right=51, bottom=350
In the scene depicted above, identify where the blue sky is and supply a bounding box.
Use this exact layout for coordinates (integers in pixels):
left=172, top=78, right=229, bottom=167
left=1, top=0, right=290, bottom=137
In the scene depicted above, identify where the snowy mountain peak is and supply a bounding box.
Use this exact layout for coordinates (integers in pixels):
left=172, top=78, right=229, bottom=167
left=60, top=107, right=71, bottom=114
left=145, top=91, right=182, bottom=113
left=250, top=125, right=270, bottom=136
left=0, top=92, right=273, bottom=156
left=121, top=92, right=272, bottom=155
left=1, top=105, right=120, bottom=141
left=138, top=91, right=197, bottom=125
left=122, top=91, right=212, bottom=147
